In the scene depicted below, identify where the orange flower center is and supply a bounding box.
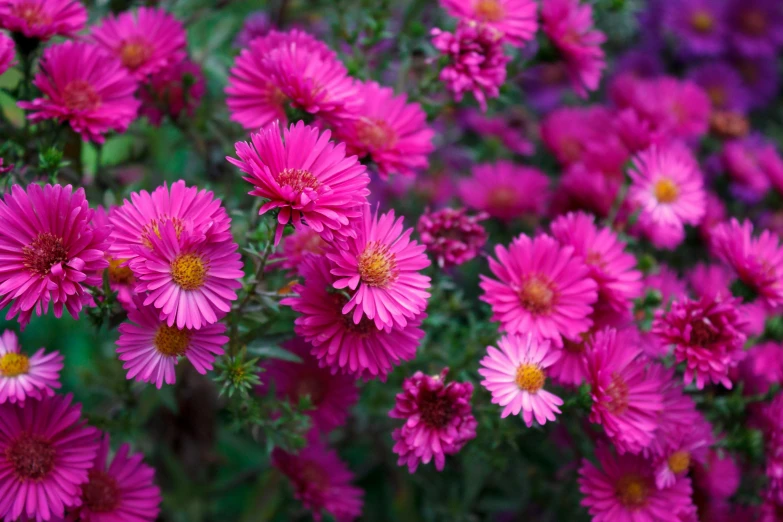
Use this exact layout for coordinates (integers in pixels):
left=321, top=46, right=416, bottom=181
left=740, top=9, right=767, bottom=36
left=108, top=258, right=134, bottom=285
left=0, top=352, right=29, bottom=377
left=356, top=118, right=398, bottom=150
left=515, top=363, right=545, bottom=393
left=519, top=276, right=556, bottom=315
left=171, top=253, right=207, bottom=291
left=653, top=178, right=679, bottom=204
left=690, top=10, right=714, bottom=33
left=23, top=232, right=68, bottom=276
left=668, top=450, right=691, bottom=474
left=605, top=373, right=630, bottom=414
left=62, top=80, right=101, bottom=111
left=474, top=0, right=505, bottom=22
left=276, top=168, right=320, bottom=193
left=358, top=241, right=398, bottom=288
left=154, top=324, right=191, bottom=357
left=7, top=436, right=55, bottom=480
left=119, top=40, right=153, bottom=70
left=487, top=186, right=518, bottom=211
left=616, top=474, right=650, bottom=508
left=12, top=2, right=50, bottom=27
left=707, top=86, right=727, bottom=108
left=82, top=469, right=121, bottom=513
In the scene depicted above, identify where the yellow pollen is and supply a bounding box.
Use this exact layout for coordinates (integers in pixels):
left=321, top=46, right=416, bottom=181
left=171, top=253, right=207, bottom=291
left=154, top=324, right=191, bottom=357
left=668, top=450, right=691, bottom=474
left=515, top=363, right=545, bottom=393
left=276, top=168, right=320, bottom=193
left=108, top=258, right=134, bottom=285
left=356, top=118, right=398, bottom=150
left=690, top=11, right=714, bottom=33
left=358, top=241, right=398, bottom=288
left=653, top=178, right=679, bottom=204
left=519, top=277, right=556, bottom=315
left=474, top=0, right=505, bottom=22
left=616, top=474, right=650, bottom=508
left=0, top=353, right=30, bottom=378
left=119, top=41, right=152, bottom=70
left=62, top=80, right=101, bottom=111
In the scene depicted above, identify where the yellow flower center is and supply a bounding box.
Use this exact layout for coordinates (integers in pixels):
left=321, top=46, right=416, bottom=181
left=358, top=241, right=398, bottom=288
left=653, top=178, right=679, bottom=204
left=616, top=474, right=650, bottom=508
left=668, top=450, right=691, bottom=474
left=690, top=10, right=714, bottom=33
left=276, top=168, right=320, bottom=193
left=119, top=40, right=152, bottom=70
left=62, top=80, right=101, bottom=111
left=474, top=0, right=505, bottom=22
left=515, top=363, right=545, bottom=393
left=171, top=253, right=207, bottom=291
left=356, top=118, right=398, bottom=150
left=108, top=258, right=134, bottom=285
left=154, top=324, right=191, bottom=357
left=519, top=276, right=556, bottom=315
left=0, top=353, right=30, bottom=377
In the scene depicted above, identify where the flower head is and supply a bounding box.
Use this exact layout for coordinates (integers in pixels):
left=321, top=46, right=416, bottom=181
left=139, top=58, right=205, bottom=126
left=727, top=0, right=783, bottom=57
left=653, top=416, right=713, bottom=489
left=0, top=329, right=62, bottom=405
left=550, top=164, right=621, bottom=219
left=93, top=206, right=136, bottom=308
left=479, top=333, right=564, bottom=426
left=234, top=11, right=271, bottom=48
left=460, top=108, right=536, bottom=156
left=270, top=227, right=327, bottom=277
left=459, top=161, right=550, bottom=221
left=0, top=32, right=15, bottom=75
left=438, top=0, right=538, bottom=47
left=390, top=368, right=477, bottom=472
left=688, top=62, right=750, bottom=113
left=737, top=341, right=783, bottom=395
left=0, top=0, right=87, bottom=40
left=661, top=0, right=728, bottom=57
left=417, top=207, right=488, bottom=268
left=719, top=134, right=780, bottom=202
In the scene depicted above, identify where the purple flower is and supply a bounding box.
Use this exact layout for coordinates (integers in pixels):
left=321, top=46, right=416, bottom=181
left=727, top=0, right=783, bottom=57
left=687, top=62, right=750, bottom=113
left=662, top=0, right=728, bottom=57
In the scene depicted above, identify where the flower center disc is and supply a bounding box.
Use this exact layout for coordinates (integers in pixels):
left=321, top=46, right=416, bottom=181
left=605, top=373, right=630, bottom=414
left=13, top=3, right=51, bottom=27
left=418, top=387, right=454, bottom=428
left=63, top=80, right=101, bottom=111
left=653, top=178, right=679, bottom=204
left=474, top=0, right=505, bottom=22
left=23, top=232, right=68, bottom=276
left=8, top=436, right=55, bottom=480
left=276, top=168, right=320, bottom=193
left=82, top=470, right=121, bottom=513
left=140, top=216, right=185, bottom=248
left=515, top=363, right=545, bottom=393
left=358, top=241, right=398, bottom=288
left=154, top=324, right=191, bottom=357
left=108, top=258, right=135, bottom=285
left=0, top=352, right=30, bottom=377
left=668, top=450, right=691, bottom=474
left=356, top=118, right=398, bottom=150
left=171, top=253, right=207, bottom=291
left=690, top=11, right=714, bottom=33
left=519, top=277, right=556, bottom=315
left=740, top=9, right=767, bottom=36
left=616, top=474, right=649, bottom=508
left=120, top=40, right=153, bottom=70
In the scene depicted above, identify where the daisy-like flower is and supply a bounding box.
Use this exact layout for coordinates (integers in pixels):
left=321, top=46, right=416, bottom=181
left=688, top=62, right=750, bottom=113
left=719, top=134, right=778, bottom=202
left=0, top=0, right=87, bottom=40
left=711, top=219, right=783, bottom=307
left=389, top=368, right=477, bottom=472
left=644, top=264, right=688, bottom=306
left=661, top=0, right=728, bottom=57
left=0, top=184, right=110, bottom=329
left=282, top=256, right=424, bottom=381
left=541, top=0, right=607, bottom=97
left=0, top=329, right=62, bottom=405
left=333, top=81, right=434, bottom=179
left=551, top=211, right=643, bottom=315
left=652, top=296, right=747, bottom=389
left=731, top=55, right=780, bottom=110
left=547, top=331, right=592, bottom=387
left=229, top=121, right=370, bottom=245
left=270, top=227, right=327, bottom=277
left=579, top=445, right=695, bottom=522
left=438, top=0, right=537, bottom=47
left=93, top=206, right=136, bottom=308
left=272, top=437, right=363, bottom=522
left=0, top=32, right=15, bottom=75
left=132, top=222, right=243, bottom=330
left=479, top=334, right=563, bottom=426
left=727, top=0, right=783, bottom=57
left=587, top=328, right=664, bottom=454
left=0, top=394, right=98, bottom=522
left=18, top=42, right=140, bottom=143
left=645, top=364, right=701, bottom=458
left=431, top=21, right=510, bottom=112
left=327, top=207, right=431, bottom=330
left=693, top=449, right=741, bottom=500
left=74, top=434, right=161, bottom=522
left=417, top=207, right=488, bottom=268
left=139, top=58, right=205, bottom=126
left=480, top=233, right=598, bottom=346
left=550, top=164, right=621, bottom=219
left=116, top=297, right=228, bottom=388
left=260, top=339, right=358, bottom=432
left=654, top=416, right=713, bottom=489
left=90, top=7, right=186, bottom=79
left=738, top=341, right=783, bottom=394
left=458, top=161, right=550, bottom=221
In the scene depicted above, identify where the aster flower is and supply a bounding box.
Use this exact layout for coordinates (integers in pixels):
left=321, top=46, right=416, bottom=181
left=518, top=62, right=572, bottom=113
left=327, top=207, right=431, bottom=330
left=541, top=0, right=606, bottom=97
left=260, top=339, right=358, bottom=432
left=550, top=164, right=621, bottom=219
left=0, top=0, right=87, bottom=40
left=438, top=0, right=537, bottom=47
left=389, top=368, right=477, bottom=472
left=719, top=135, right=780, bottom=202
left=18, top=42, right=140, bottom=143
left=92, top=206, right=136, bottom=308
left=0, top=329, right=62, bottom=405
left=116, top=297, right=228, bottom=388
left=229, top=121, right=370, bottom=245
left=460, top=108, right=536, bottom=156
left=139, top=58, right=205, bottom=126
left=0, top=184, right=110, bottom=329
left=661, top=0, right=728, bottom=57
left=688, top=62, right=750, bottom=113
left=654, top=416, right=713, bottom=489
left=579, top=445, right=695, bottom=522
left=731, top=55, right=780, bottom=109
left=333, top=81, right=434, bottom=179
left=693, top=449, right=741, bottom=500
left=272, top=437, right=363, bottom=522
left=479, top=333, right=564, bottom=426
left=417, top=207, right=488, bottom=268
left=458, top=161, right=550, bottom=221
left=480, top=233, right=598, bottom=346
left=727, top=0, right=783, bottom=57
left=738, top=342, right=783, bottom=395
left=645, top=364, right=701, bottom=457
left=270, top=227, right=327, bottom=277
left=0, top=31, right=15, bottom=75
left=587, top=328, right=664, bottom=454
left=234, top=11, right=271, bottom=48
left=91, top=7, right=186, bottom=79
left=431, top=21, right=510, bottom=112
left=0, top=394, right=98, bottom=522
left=282, top=256, right=424, bottom=381
left=711, top=219, right=783, bottom=307
left=74, top=434, right=161, bottom=522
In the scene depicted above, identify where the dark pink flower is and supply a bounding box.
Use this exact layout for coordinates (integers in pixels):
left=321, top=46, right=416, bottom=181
left=139, top=58, right=205, bottom=125
left=0, top=32, right=15, bottom=75
left=0, top=0, right=86, bottom=40
left=417, top=207, right=488, bottom=268
left=459, top=161, right=550, bottom=221
left=439, top=0, right=537, bottom=47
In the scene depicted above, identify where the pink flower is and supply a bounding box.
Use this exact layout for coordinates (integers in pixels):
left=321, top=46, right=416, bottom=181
left=327, top=207, right=431, bottom=330
left=541, top=0, right=607, bottom=97
left=644, top=264, right=687, bottom=306
left=653, top=416, right=713, bottom=489
left=587, top=328, right=664, bottom=454
left=229, top=121, right=370, bottom=245
left=0, top=0, right=87, bottom=40
left=272, top=437, right=363, bottom=522
left=459, top=161, right=550, bottom=221
left=333, top=81, right=434, bottom=179
left=480, top=233, right=598, bottom=346
left=0, top=184, right=110, bottom=329
left=0, top=329, right=62, bottom=404
left=438, top=0, right=538, bottom=47
left=417, top=207, right=488, bottom=268
left=270, top=227, right=327, bottom=277
left=74, top=434, right=161, bottom=522
left=431, top=21, right=510, bottom=111
left=139, top=58, right=205, bottom=126
left=579, top=445, right=695, bottom=522
left=461, top=108, right=536, bottom=156
left=93, top=206, right=136, bottom=308
left=116, top=297, right=228, bottom=388
left=711, top=219, right=783, bottom=307
left=645, top=364, right=701, bottom=457
left=0, top=32, right=15, bottom=75
left=389, top=368, right=477, bottom=472
left=0, top=394, right=99, bottom=522
left=91, top=7, right=186, bottom=79
left=18, top=42, right=139, bottom=143
left=737, top=341, right=783, bottom=395
left=550, top=164, right=621, bottom=219
left=547, top=331, right=592, bottom=387
left=693, top=449, right=741, bottom=500
left=479, top=333, right=564, bottom=426
left=260, top=339, right=358, bottom=432
left=282, top=256, right=424, bottom=381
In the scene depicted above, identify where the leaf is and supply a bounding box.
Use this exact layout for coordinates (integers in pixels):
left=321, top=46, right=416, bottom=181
left=246, top=341, right=301, bottom=363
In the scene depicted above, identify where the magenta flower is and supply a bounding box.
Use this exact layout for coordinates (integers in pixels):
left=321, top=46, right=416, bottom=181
left=439, top=0, right=538, bottom=47
left=644, top=364, right=701, bottom=458
left=389, top=368, right=477, bottom=472
left=727, top=0, right=783, bottom=57
left=0, top=394, right=99, bottom=522
left=547, top=331, right=592, bottom=387
left=479, top=333, right=563, bottom=426
left=550, top=164, right=621, bottom=219
left=480, top=233, right=598, bottom=346
left=661, top=0, right=728, bottom=57
left=18, top=42, right=139, bottom=143
left=737, top=341, right=783, bottom=395
left=719, top=134, right=780, bottom=202
left=0, top=329, right=62, bottom=405
left=116, top=297, right=228, bottom=389
left=139, top=58, right=205, bottom=126
left=270, top=227, right=327, bottom=277
left=459, top=161, right=550, bottom=221
left=688, top=62, right=750, bottom=113
left=234, top=11, right=271, bottom=48
left=0, top=184, right=110, bottom=329
left=0, top=32, right=15, bottom=75
left=91, top=7, right=186, bottom=79
left=653, top=416, right=713, bottom=489
left=460, top=109, right=536, bottom=156
left=0, top=0, right=86, bottom=40
left=93, top=206, right=137, bottom=308
left=644, top=264, right=688, bottom=306
left=431, top=21, right=510, bottom=111
left=229, top=121, right=370, bottom=244
left=327, top=207, right=431, bottom=330
left=417, top=207, right=488, bottom=268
